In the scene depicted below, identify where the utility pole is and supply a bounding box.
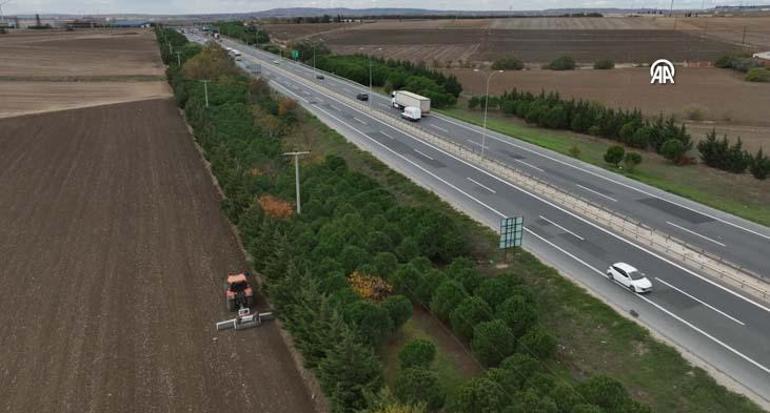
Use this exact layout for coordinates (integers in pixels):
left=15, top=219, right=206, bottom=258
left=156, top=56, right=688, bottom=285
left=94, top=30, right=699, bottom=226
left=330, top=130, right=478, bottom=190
left=474, top=69, right=503, bottom=158
left=175, top=51, right=181, bottom=67
left=741, top=25, right=747, bottom=45
left=201, top=80, right=209, bottom=107
left=283, top=151, right=310, bottom=215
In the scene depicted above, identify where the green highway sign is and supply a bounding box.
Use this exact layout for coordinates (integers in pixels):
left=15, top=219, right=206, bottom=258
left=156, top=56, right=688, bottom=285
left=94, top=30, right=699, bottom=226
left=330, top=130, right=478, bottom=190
left=291, top=49, right=300, bottom=60
left=499, top=217, right=524, bottom=249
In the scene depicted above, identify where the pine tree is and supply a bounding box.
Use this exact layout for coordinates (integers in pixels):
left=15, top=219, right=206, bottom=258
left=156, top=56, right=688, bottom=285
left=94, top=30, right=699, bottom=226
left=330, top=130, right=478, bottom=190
left=319, top=325, right=384, bottom=412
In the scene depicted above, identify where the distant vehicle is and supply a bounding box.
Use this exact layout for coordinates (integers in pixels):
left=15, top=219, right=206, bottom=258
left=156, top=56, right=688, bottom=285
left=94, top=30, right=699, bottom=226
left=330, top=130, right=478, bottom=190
left=356, top=93, right=369, bottom=101
left=316, top=74, right=325, bottom=80
left=392, top=90, right=431, bottom=114
left=273, top=59, right=280, bottom=64
left=606, top=262, right=652, bottom=293
left=213, top=33, right=220, bottom=39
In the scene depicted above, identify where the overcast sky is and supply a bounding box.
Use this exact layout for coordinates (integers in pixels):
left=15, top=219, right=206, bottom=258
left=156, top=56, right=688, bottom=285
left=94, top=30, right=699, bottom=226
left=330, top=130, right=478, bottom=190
left=5, top=0, right=765, bottom=15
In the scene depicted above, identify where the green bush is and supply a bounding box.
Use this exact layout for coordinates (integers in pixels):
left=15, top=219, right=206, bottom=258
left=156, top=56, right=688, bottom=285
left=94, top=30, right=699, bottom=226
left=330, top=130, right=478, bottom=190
left=577, top=375, right=650, bottom=413
left=593, top=59, right=615, bottom=70
left=517, top=326, right=557, bottom=360
left=495, top=294, right=537, bottom=338
left=450, top=296, right=493, bottom=341
left=660, top=139, right=686, bottom=164
left=745, top=68, right=770, bottom=82
left=623, top=152, right=642, bottom=172
left=344, top=300, right=394, bottom=347
left=471, top=319, right=516, bottom=367
left=382, top=295, right=413, bottom=331
left=430, top=280, right=468, bottom=322
left=399, top=339, right=437, bottom=369
left=394, top=368, right=445, bottom=411
left=547, top=55, right=576, bottom=70
left=492, top=56, right=524, bottom=70
left=750, top=148, right=770, bottom=180
left=450, top=377, right=509, bottom=413
left=604, top=145, right=625, bottom=167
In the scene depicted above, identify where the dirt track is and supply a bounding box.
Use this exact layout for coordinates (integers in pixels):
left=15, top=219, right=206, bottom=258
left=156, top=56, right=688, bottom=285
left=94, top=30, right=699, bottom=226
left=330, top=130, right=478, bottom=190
left=0, top=99, right=315, bottom=413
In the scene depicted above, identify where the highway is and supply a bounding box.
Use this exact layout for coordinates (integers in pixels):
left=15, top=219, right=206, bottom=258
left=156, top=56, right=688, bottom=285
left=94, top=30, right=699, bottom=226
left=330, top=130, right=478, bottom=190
left=185, top=31, right=770, bottom=407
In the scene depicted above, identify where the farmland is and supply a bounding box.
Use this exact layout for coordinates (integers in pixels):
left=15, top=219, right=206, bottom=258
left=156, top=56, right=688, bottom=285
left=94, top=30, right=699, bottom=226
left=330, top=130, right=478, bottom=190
left=0, top=29, right=170, bottom=117
left=449, top=66, right=770, bottom=151
left=0, top=29, right=315, bottom=412
left=269, top=16, right=754, bottom=64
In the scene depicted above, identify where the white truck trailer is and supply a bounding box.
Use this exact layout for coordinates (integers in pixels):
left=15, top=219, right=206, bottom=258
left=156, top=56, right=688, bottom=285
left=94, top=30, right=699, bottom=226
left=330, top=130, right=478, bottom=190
left=391, top=91, right=431, bottom=114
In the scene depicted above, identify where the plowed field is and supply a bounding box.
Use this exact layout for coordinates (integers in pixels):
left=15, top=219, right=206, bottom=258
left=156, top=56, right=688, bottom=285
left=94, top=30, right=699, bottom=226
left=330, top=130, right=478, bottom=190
left=0, top=99, right=316, bottom=413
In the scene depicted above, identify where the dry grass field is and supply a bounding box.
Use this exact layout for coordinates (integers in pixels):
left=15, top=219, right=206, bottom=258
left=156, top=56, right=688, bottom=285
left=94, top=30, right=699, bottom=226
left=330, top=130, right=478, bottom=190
left=263, top=22, right=362, bottom=42
left=0, top=29, right=170, bottom=117
left=449, top=66, right=770, bottom=151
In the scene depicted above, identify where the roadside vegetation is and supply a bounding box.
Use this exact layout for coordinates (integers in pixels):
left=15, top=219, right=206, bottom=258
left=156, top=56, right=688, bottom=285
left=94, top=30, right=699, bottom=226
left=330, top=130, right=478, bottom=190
left=285, top=38, right=462, bottom=108
left=440, top=106, right=770, bottom=226
left=215, top=21, right=270, bottom=45
left=465, top=88, right=770, bottom=181
left=158, top=28, right=763, bottom=413
left=715, top=53, right=770, bottom=82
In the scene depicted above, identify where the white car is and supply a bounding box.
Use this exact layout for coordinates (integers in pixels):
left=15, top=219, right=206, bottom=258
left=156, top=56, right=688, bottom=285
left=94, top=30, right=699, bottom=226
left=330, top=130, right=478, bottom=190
left=273, top=60, right=280, bottom=65
left=606, top=262, right=652, bottom=294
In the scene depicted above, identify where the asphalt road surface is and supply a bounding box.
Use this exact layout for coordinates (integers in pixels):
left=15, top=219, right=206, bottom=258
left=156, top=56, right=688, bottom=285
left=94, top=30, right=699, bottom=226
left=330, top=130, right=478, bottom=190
left=189, top=32, right=770, bottom=408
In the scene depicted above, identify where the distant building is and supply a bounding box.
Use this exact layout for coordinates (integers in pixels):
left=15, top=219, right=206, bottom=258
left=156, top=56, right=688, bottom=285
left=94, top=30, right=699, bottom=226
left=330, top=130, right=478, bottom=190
left=110, top=20, right=152, bottom=28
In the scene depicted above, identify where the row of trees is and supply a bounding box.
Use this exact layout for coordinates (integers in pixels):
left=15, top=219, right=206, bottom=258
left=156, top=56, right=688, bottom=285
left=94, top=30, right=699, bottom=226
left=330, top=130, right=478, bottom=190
left=157, top=28, right=648, bottom=412
left=698, top=130, right=770, bottom=179
left=468, top=89, right=693, bottom=161
left=468, top=88, right=769, bottom=179
left=215, top=21, right=270, bottom=45
left=284, top=39, right=461, bottom=108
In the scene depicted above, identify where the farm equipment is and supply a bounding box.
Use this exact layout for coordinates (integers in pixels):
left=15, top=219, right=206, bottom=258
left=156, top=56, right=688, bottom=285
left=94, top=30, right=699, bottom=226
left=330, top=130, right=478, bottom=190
left=215, top=272, right=274, bottom=331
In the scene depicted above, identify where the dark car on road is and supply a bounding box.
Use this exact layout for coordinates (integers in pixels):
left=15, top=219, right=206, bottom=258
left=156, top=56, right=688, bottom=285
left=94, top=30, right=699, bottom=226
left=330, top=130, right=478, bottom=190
left=316, top=74, right=324, bottom=80
left=356, top=93, right=369, bottom=101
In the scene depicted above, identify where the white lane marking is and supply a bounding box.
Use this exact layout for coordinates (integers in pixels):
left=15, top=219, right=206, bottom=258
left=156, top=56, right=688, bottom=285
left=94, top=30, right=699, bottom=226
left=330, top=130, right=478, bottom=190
left=413, top=149, right=435, bottom=161
left=263, top=56, right=770, bottom=314
left=467, top=177, right=496, bottom=194
left=539, top=215, right=585, bottom=241
left=639, top=295, right=769, bottom=374
left=666, top=221, right=726, bottom=247
left=514, top=159, right=545, bottom=172
left=352, top=117, right=368, bottom=126
left=380, top=130, right=395, bottom=139
left=527, top=229, right=770, bottom=375
left=655, top=277, right=744, bottom=325
left=435, top=113, right=770, bottom=241
left=577, top=184, right=618, bottom=203
left=430, top=124, right=449, bottom=133
left=314, top=106, right=507, bottom=219
left=330, top=105, right=341, bottom=111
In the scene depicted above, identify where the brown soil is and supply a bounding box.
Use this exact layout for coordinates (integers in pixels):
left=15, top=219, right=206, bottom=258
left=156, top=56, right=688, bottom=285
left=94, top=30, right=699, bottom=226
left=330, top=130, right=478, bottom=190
left=317, top=23, right=739, bottom=64
left=0, top=99, right=316, bottom=413
left=0, top=81, right=171, bottom=119
left=0, top=29, right=171, bottom=117
left=449, top=66, right=770, bottom=151
left=263, top=22, right=363, bottom=42
left=0, top=29, right=165, bottom=78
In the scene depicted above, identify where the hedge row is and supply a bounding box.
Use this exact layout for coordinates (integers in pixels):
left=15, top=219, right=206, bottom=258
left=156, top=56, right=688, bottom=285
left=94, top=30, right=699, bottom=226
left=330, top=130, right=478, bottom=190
left=157, top=28, right=648, bottom=413
left=469, top=89, right=769, bottom=179
left=215, top=21, right=270, bottom=45
left=469, top=89, right=693, bottom=162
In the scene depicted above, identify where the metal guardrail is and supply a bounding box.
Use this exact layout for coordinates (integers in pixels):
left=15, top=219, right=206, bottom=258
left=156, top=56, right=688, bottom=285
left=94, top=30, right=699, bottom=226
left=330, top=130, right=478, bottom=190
left=239, top=38, right=770, bottom=302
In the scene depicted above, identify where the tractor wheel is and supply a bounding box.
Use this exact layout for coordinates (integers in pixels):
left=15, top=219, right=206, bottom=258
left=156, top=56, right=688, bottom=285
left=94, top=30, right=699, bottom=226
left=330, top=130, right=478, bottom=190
left=226, top=298, right=234, bottom=312
left=246, top=295, right=255, bottom=309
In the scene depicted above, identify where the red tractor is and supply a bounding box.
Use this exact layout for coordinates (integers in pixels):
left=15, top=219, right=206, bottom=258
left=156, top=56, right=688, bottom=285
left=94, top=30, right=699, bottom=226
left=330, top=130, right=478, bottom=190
left=225, top=272, right=255, bottom=312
